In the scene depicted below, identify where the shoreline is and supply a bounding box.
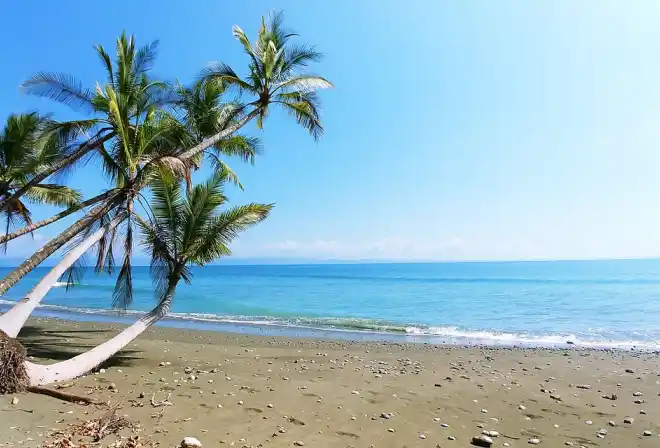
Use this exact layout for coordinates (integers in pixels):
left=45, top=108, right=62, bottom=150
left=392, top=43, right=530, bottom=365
left=2, top=317, right=659, bottom=447
left=2, top=301, right=659, bottom=352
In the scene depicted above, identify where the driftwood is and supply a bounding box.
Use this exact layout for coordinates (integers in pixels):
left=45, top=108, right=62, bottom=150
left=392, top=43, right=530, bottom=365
left=27, top=385, right=100, bottom=405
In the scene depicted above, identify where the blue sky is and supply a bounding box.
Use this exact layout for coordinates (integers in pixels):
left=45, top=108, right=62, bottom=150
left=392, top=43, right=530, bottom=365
left=3, top=1, right=660, bottom=262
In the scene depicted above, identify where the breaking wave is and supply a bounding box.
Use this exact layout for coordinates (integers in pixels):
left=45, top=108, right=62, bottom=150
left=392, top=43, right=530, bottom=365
left=1, top=298, right=658, bottom=351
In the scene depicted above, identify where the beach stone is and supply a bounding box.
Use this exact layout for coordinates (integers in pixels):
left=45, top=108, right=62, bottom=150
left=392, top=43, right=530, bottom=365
left=293, top=442, right=304, bottom=447
left=448, top=436, right=456, bottom=441
left=380, top=412, right=393, bottom=419
left=518, top=404, right=526, bottom=410
left=633, top=391, right=643, bottom=396
left=482, top=430, right=499, bottom=437
left=387, top=428, right=395, bottom=433
left=441, top=423, right=450, bottom=427
left=11, top=397, right=19, bottom=405
left=528, top=438, right=540, bottom=445
left=480, top=408, right=488, bottom=413
left=608, top=420, right=616, bottom=427
left=419, top=434, right=426, bottom=439
left=623, top=417, right=634, bottom=424
left=643, top=430, right=652, bottom=436
left=471, top=435, right=493, bottom=447
left=585, top=420, right=592, bottom=425
left=180, top=437, right=202, bottom=448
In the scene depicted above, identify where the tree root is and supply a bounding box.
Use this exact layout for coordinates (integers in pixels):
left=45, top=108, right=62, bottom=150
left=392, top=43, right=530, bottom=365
left=27, top=386, right=100, bottom=405
left=0, top=330, right=29, bottom=394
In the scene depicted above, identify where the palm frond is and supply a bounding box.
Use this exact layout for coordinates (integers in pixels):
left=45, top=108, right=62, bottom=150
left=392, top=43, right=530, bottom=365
left=200, top=62, right=254, bottom=92
left=189, top=203, right=272, bottom=264
left=274, top=75, right=334, bottom=94
left=112, top=217, right=134, bottom=310
left=207, top=155, right=244, bottom=190
left=21, top=72, right=95, bottom=112
left=94, top=44, right=115, bottom=85
left=23, top=184, right=82, bottom=207
left=211, top=135, right=262, bottom=165
left=274, top=92, right=323, bottom=140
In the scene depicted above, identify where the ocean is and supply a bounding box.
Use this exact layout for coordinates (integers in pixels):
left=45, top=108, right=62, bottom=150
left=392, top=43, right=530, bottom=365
left=1, top=259, right=660, bottom=349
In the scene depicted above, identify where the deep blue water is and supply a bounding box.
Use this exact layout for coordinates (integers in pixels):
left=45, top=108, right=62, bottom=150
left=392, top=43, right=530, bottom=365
left=2, top=259, right=660, bottom=348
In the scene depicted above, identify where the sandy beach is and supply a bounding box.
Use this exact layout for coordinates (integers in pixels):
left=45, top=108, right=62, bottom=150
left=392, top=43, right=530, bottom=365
left=1, top=318, right=659, bottom=447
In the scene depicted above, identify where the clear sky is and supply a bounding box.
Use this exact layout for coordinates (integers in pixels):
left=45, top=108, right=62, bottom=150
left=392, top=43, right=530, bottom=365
left=3, top=1, right=660, bottom=262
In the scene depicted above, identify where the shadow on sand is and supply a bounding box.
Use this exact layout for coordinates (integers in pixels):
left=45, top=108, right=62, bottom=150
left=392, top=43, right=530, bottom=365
left=16, top=324, right=142, bottom=369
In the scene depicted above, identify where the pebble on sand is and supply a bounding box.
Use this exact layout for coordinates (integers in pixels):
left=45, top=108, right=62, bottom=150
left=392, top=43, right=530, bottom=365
left=643, top=430, right=652, bottom=436
left=180, top=437, right=202, bottom=448
left=471, top=435, right=493, bottom=447
left=528, top=438, right=540, bottom=445
left=11, top=397, right=19, bottom=405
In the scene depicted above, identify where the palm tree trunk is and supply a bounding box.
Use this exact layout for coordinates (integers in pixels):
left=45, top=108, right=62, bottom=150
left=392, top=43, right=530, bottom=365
left=0, top=133, right=112, bottom=212
left=0, top=213, right=127, bottom=338
left=0, top=193, right=122, bottom=296
left=179, top=109, right=259, bottom=161
left=0, top=190, right=117, bottom=245
left=24, top=284, right=176, bottom=385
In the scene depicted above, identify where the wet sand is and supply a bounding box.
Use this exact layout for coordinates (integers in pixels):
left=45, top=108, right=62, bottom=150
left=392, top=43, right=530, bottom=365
left=1, top=318, right=660, bottom=447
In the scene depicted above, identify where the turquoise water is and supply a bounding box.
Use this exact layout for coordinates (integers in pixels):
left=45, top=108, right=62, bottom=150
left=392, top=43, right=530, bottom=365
left=1, top=259, right=660, bottom=349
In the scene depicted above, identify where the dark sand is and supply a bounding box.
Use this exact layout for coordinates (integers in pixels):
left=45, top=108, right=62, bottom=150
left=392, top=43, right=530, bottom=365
left=1, top=318, right=660, bottom=447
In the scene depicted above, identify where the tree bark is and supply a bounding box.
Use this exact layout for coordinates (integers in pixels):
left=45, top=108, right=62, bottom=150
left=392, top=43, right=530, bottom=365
left=0, top=133, right=112, bottom=212
left=0, top=213, right=127, bottom=338
left=0, top=192, right=122, bottom=297
left=25, top=285, right=176, bottom=385
left=179, top=109, right=258, bottom=161
left=0, top=190, right=117, bottom=245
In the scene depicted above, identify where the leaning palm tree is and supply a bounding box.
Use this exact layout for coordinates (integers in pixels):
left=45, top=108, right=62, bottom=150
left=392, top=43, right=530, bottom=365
left=0, top=107, right=187, bottom=336
left=0, top=112, right=82, bottom=247
left=0, top=33, right=166, bottom=213
left=0, top=33, right=176, bottom=297
left=23, top=168, right=271, bottom=385
left=180, top=10, right=333, bottom=160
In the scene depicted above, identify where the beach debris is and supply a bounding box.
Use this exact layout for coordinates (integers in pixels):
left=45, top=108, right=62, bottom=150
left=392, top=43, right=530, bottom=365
left=419, top=433, right=426, bottom=439
left=150, top=392, right=172, bottom=408
left=585, top=420, right=593, bottom=425
left=528, top=439, right=540, bottom=445
left=11, top=396, right=19, bottom=405
left=601, top=393, right=617, bottom=400
left=181, top=437, right=203, bottom=448
left=575, top=384, right=591, bottom=390
left=387, top=428, right=395, bottom=433
left=471, top=435, right=493, bottom=447
left=293, top=441, right=305, bottom=446
left=550, top=394, right=562, bottom=401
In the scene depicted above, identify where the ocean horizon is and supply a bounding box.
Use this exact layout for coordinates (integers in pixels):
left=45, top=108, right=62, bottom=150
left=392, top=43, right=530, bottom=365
left=1, top=258, right=659, bottom=350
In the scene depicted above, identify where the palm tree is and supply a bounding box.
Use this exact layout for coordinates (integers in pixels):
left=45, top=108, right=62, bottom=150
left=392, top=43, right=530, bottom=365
left=0, top=113, right=82, bottom=246
left=0, top=33, right=176, bottom=297
left=179, top=10, right=333, bottom=161
left=25, top=169, right=271, bottom=385
left=0, top=34, right=165, bottom=213
left=0, top=107, right=186, bottom=335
